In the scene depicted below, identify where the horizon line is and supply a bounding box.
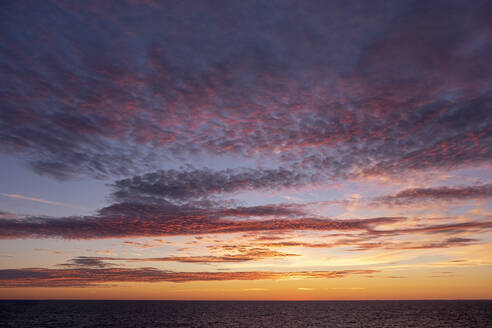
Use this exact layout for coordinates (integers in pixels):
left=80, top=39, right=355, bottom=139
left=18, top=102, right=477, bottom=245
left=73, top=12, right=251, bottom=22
left=1, top=298, right=491, bottom=302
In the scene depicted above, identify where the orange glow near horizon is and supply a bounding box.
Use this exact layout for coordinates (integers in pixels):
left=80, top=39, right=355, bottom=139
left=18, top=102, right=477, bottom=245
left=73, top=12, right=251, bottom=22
left=3, top=270, right=492, bottom=300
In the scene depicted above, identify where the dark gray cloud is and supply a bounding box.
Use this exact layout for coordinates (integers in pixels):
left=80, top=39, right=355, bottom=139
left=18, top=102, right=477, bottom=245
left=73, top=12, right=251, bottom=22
left=374, top=184, right=492, bottom=206
left=111, top=167, right=312, bottom=203
left=0, top=0, right=490, bottom=180
left=59, top=256, right=114, bottom=268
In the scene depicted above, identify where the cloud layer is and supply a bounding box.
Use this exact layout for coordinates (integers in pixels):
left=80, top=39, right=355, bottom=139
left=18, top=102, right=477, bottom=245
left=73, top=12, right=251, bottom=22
left=1, top=203, right=491, bottom=240
left=0, top=267, right=378, bottom=287
left=0, top=205, right=403, bottom=239
left=0, top=0, right=490, bottom=180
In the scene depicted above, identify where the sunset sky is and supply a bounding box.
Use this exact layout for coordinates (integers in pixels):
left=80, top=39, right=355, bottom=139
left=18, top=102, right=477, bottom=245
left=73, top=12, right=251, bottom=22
left=0, top=0, right=491, bottom=300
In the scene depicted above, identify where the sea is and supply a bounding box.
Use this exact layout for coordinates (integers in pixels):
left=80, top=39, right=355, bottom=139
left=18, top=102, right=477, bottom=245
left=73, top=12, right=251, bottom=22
left=1, top=300, right=491, bottom=327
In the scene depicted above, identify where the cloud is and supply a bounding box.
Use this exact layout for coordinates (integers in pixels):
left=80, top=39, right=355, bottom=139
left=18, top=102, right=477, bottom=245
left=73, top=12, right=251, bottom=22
left=253, top=241, right=341, bottom=249
left=0, top=267, right=379, bottom=287
left=0, top=0, right=490, bottom=180
left=121, top=240, right=161, bottom=249
left=64, top=247, right=299, bottom=265
left=59, top=256, right=114, bottom=268
left=367, top=220, right=492, bottom=237
left=374, top=184, right=492, bottom=206
left=430, top=271, right=455, bottom=278
left=2, top=200, right=490, bottom=250
left=110, top=167, right=312, bottom=203
left=0, top=211, right=18, bottom=220
left=0, top=203, right=402, bottom=239
left=1, top=191, right=491, bottom=240
left=346, top=237, right=480, bottom=252
left=226, top=235, right=481, bottom=252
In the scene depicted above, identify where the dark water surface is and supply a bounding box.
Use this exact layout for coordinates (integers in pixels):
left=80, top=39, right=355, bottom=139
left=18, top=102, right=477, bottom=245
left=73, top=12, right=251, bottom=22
left=1, top=300, right=491, bottom=327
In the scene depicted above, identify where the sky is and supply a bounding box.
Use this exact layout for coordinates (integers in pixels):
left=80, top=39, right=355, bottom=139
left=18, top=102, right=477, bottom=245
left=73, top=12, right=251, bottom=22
left=0, top=0, right=491, bottom=300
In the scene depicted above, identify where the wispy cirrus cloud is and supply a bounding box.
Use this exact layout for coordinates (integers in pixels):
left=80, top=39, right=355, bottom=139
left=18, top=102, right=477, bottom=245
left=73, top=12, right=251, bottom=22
left=344, top=237, right=480, bottom=252
left=211, top=235, right=481, bottom=253
left=0, top=193, right=92, bottom=211
left=366, top=221, right=492, bottom=237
